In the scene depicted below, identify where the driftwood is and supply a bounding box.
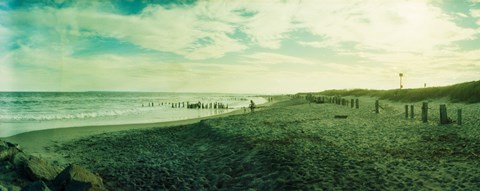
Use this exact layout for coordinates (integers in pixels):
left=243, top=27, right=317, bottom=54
left=334, top=115, right=348, bottom=119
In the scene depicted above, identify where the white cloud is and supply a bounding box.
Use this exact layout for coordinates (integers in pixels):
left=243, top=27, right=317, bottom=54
left=296, top=0, right=477, bottom=53
left=298, top=41, right=329, bottom=48
left=3, top=0, right=480, bottom=92
left=470, top=9, right=480, bottom=17
left=239, top=2, right=298, bottom=49
left=7, top=5, right=246, bottom=60
left=456, top=12, right=468, bottom=18
left=244, top=52, right=314, bottom=65
left=183, top=33, right=246, bottom=60
left=8, top=0, right=476, bottom=59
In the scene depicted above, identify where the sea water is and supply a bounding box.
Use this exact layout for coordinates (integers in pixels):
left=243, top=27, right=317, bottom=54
left=0, top=92, right=266, bottom=137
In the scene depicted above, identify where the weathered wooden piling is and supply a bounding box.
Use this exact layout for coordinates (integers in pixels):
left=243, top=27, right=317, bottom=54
left=405, top=105, right=409, bottom=118
left=355, top=99, right=359, bottom=109
left=410, top=105, right=414, bottom=119
left=457, top=109, right=462, bottom=125
left=351, top=99, right=354, bottom=108
left=375, top=100, right=379, bottom=113
left=440, top=104, right=448, bottom=124
left=421, top=102, right=428, bottom=123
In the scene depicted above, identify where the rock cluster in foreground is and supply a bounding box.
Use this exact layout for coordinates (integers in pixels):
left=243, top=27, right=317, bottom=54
left=0, top=140, right=106, bottom=191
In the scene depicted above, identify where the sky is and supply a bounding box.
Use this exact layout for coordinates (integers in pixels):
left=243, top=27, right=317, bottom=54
left=1, top=0, right=480, bottom=94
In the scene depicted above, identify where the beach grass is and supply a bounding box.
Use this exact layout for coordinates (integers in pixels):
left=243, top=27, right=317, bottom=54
left=316, top=80, right=480, bottom=103
left=55, top=97, right=480, bottom=190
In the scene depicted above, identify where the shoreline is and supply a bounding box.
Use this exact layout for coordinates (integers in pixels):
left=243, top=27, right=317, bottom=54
left=2, top=96, right=282, bottom=164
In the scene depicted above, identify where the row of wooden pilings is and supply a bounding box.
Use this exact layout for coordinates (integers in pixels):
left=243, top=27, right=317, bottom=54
left=305, top=94, right=360, bottom=109
left=398, top=102, right=462, bottom=125
left=374, top=100, right=462, bottom=125
left=143, top=102, right=229, bottom=109
left=303, top=94, right=462, bottom=125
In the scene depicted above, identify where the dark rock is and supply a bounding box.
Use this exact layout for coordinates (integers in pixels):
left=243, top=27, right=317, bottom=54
left=23, top=156, right=61, bottom=181
left=54, top=164, right=106, bottom=191
left=21, top=181, right=51, bottom=191
left=6, top=142, right=21, bottom=150
left=0, top=142, right=21, bottom=161
left=12, top=152, right=29, bottom=168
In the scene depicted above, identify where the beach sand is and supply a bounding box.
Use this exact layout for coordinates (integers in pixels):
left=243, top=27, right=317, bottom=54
left=3, top=97, right=280, bottom=165
left=3, top=96, right=480, bottom=190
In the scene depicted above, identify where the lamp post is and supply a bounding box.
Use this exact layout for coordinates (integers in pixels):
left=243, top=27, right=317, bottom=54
left=399, top=73, right=403, bottom=89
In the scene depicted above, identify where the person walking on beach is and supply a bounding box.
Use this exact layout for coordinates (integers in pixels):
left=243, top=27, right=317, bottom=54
left=249, top=100, right=256, bottom=112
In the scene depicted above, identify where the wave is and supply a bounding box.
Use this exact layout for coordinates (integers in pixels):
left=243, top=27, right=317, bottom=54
left=0, top=107, right=162, bottom=121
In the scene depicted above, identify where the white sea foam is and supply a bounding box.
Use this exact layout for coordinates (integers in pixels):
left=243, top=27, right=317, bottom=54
left=0, top=92, right=266, bottom=137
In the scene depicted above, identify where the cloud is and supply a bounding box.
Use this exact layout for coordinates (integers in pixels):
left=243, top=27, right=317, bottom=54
left=456, top=12, right=468, bottom=18
left=244, top=52, right=314, bottom=65
left=296, top=0, right=477, bottom=53
left=298, top=41, right=330, bottom=48
left=7, top=0, right=477, bottom=59
left=6, top=4, right=246, bottom=60
left=471, top=9, right=480, bottom=18
left=2, top=0, right=480, bottom=93
left=239, top=2, right=298, bottom=49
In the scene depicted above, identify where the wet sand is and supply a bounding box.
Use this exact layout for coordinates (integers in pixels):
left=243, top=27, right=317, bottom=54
left=31, top=97, right=480, bottom=190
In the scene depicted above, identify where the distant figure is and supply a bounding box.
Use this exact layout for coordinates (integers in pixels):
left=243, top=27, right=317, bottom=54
left=249, top=100, right=256, bottom=112
left=243, top=107, right=246, bottom=113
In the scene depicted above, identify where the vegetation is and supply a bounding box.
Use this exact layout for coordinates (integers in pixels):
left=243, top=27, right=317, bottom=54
left=316, top=80, right=480, bottom=103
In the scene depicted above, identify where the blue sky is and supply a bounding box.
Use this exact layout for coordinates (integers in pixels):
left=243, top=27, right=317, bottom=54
left=1, top=0, right=480, bottom=93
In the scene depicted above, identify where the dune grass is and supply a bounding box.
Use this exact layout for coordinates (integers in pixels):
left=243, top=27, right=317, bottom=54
left=315, top=80, right=480, bottom=103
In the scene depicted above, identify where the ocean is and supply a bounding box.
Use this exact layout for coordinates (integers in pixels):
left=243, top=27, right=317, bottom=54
left=0, top=92, right=266, bottom=137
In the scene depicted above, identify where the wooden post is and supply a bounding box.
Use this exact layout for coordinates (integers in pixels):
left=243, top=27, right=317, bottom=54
left=457, top=109, right=462, bottom=125
left=355, top=99, right=359, bottom=109
left=375, top=100, right=379, bottom=113
left=421, top=102, right=428, bottom=123
left=410, top=105, right=414, bottom=119
left=405, top=105, right=409, bottom=118
left=351, top=99, right=354, bottom=108
left=440, top=104, right=448, bottom=124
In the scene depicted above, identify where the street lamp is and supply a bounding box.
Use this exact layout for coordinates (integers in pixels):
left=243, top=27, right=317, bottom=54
left=399, top=73, right=403, bottom=89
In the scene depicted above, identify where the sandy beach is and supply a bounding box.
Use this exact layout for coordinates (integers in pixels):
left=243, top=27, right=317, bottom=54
left=3, top=96, right=480, bottom=190
left=2, top=97, right=280, bottom=165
